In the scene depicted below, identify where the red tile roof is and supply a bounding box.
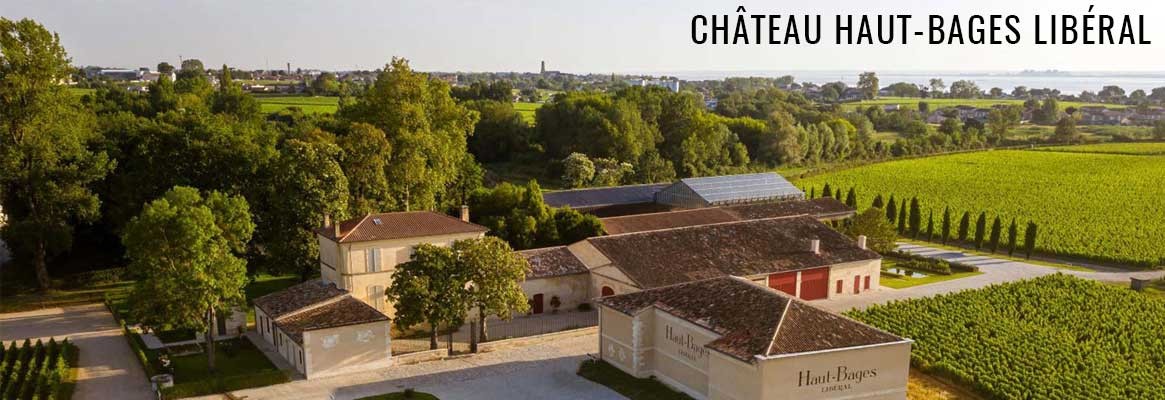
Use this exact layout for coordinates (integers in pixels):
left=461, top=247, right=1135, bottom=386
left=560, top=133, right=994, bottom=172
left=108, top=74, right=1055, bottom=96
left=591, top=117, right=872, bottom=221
left=519, top=246, right=589, bottom=279
left=599, top=198, right=854, bottom=235
left=253, top=279, right=347, bottom=319
left=274, top=297, right=389, bottom=344
left=598, top=277, right=904, bottom=361
left=317, top=211, right=487, bottom=243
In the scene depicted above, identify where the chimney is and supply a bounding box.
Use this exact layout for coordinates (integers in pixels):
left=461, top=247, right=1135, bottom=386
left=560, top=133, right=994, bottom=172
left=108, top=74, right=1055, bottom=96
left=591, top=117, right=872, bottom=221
left=460, top=205, right=470, bottom=222
left=857, top=235, right=868, bottom=250
left=810, top=239, right=821, bottom=255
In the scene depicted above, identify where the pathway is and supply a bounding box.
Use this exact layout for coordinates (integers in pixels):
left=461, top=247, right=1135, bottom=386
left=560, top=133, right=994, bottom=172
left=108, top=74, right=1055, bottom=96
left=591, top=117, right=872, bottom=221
left=188, top=331, right=622, bottom=400
left=818, top=243, right=1164, bottom=312
left=0, top=304, right=155, bottom=400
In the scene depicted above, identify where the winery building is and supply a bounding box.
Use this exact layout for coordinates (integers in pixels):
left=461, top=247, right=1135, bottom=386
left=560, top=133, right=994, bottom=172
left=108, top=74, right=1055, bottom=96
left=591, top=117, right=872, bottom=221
left=597, top=276, right=911, bottom=400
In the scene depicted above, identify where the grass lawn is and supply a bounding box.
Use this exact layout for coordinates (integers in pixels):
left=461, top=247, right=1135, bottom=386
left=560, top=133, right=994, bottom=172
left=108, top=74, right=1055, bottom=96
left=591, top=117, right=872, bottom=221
left=67, top=87, right=96, bottom=97
left=843, top=97, right=1125, bottom=112
left=256, top=95, right=339, bottom=114
left=514, top=101, right=541, bottom=124
left=356, top=390, right=439, bottom=400
left=880, top=258, right=983, bottom=289
left=577, top=359, right=694, bottom=400
left=1031, top=142, right=1165, bottom=156
left=168, top=339, right=276, bottom=384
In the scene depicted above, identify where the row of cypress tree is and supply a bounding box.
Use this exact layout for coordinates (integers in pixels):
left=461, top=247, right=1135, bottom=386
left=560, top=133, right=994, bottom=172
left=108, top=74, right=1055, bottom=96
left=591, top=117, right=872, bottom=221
left=809, top=183, right=1039, bottom=259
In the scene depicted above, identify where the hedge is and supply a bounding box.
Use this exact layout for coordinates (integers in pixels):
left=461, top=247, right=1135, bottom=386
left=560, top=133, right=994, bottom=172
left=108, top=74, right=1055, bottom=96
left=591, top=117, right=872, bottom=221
left=888, top=250, right=979, bottom=273
left=0, top=338, right=77, bottom=400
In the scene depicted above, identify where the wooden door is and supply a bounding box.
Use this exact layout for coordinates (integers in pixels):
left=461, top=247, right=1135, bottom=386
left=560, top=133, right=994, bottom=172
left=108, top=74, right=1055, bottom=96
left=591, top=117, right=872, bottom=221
left=531, top=293, right=544, bottom=314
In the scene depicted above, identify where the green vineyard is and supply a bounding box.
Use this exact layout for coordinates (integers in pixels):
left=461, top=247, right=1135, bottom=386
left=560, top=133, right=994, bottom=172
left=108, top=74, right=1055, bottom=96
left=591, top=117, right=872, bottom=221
left=849, top=275, right=1165, bottom=399
left=0, top=339, right=76, bottom=400
left=796, top=146, right=1165, bottom=268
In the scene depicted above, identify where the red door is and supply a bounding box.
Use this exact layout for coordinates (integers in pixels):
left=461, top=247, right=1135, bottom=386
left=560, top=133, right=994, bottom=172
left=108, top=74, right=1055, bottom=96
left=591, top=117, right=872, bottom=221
left=767, top=272, right=798, bottom=296
left=798, top=268, right=830, bottom=300
left=836, top=280, right=843, bottom=294
left=530, top=294, right=544, bottom=314
left=864, top=276, right=871, bottom=290
left=854, top=276, right=862, bottom=294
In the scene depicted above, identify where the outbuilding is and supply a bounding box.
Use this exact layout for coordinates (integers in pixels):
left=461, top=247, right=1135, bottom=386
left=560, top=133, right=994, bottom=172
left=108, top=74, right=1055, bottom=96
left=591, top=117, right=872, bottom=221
left=597, top=277, right=911, bottom=400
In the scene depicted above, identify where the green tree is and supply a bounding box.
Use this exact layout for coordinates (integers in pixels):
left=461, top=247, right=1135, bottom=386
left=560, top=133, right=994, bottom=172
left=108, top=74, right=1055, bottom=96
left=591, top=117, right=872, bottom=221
left=926, top=211, right=934, bottom=241
left=1007, top=218, right=1018, bottom=256
left=156, top=62, right=174, bottom=74
left=147, top=74, right=178, bottom=114
left=871, top=194, right=884, bottom=209
left=940, top=207, right=952, bottom=244
left=897, top=202, right=907, bottom=234
left=464, top=100, right=531, bottom=163
left=0, top=18, right=114, bottom=290
left=309, top=72, right=340, bottom=96
left=122, top=186, right=253, bottom=371
left=338, top=123, right=393, bottom=216
left=561, top=152, right=596, bottom=188
left=388, top=244, right=470, bottom=349
left=957, top=211, right=971, bottom=242
left=210, top=64, right=261, bottom=121
left=844, top=208, right=897, bottom=253
left=822, top=183, right=833, bottom=198
left=261, top=140, right=349, bottom=279
left=857, top=72, right=879, bottom=100
left=986, top=105, right=1022, bottom=144
left=454, top=237, right=530, bottom=342
left=907, top=198, right=921, bottom=238
left=1053, top=116, right=1080, bottom=143
left=1152, top=121, right=1165, bottom=140
left=885, top=196, right=897, bottom=224
left=949, top=80, right=981, bottom=99
left=844, top=188, right=857, bottom=208
left=1024, top=222, right=1038, bottom=259
left=339, top=58, right=477, bottom=211
left=974, top=212, right=988, bottom=249
left=988, top=216, right=1002, bottom=253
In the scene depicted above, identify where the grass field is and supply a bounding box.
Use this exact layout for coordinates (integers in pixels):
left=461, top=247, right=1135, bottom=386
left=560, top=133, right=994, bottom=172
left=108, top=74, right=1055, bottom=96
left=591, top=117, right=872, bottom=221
left=844, top=97, right=1125, bottom=111
left=796, top=145, right=1165, bottom=268
left=255, top=95, right=339, bottom=114
left=1032, top=142, right=1165, bottom=156
left=850, top=275, right=1165, bottom=400
left=514, top=101, right=541, bottom=123
left=67, top=87, right=96, bottom=97
left=880, top=257, right=983, bottom=289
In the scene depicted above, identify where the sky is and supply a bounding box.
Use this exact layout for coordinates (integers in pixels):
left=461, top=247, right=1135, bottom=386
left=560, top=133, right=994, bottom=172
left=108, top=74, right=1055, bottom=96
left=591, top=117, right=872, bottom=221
left=6, top=0, right=1165, bottom=74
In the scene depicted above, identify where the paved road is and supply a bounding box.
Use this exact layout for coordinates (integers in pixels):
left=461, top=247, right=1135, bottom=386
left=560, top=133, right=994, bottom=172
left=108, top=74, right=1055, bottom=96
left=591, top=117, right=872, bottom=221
left=191, top=330, right=622, bottom=400
left=0, top=304, right=155, bottom=400
left=818, top=243, right=1165, bottom=312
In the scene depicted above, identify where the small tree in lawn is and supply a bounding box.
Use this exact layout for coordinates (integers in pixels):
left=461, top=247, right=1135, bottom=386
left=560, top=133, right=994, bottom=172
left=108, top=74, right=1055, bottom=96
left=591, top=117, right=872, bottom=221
left=871, top=194, right=884, bottom=209
left=1007, top=218, right=1019, bottom=256
left=844, top=188, right=857, bottom=208
left=1024, top=222, right=1038, bottom=259
left=844, top=208, right=898, bottom=253
left=835, top=188, right=842, bottom=200
left=809, top=187, right=816, bottom=199
left=885, top=196, right=897, bottom=224
left=123, top=186, right=253, bottom=372
left=388, top=244, right=471, bottom=350
left=822, top=183, right=833, bottom=198
left=941, top=207, right=952, bottom=244
left=926, top=211, right=935, bottom=241
left=897, top=203, right=907, bottom=235
left=988, top=216, right=1002, bottom=253
left=957, top=211, right=971, bottom=243
left=453, top=237, right=530, bottom=343
left=908, top=198, right=922, bottom=238
left=974, top=212, right=988, bottom=249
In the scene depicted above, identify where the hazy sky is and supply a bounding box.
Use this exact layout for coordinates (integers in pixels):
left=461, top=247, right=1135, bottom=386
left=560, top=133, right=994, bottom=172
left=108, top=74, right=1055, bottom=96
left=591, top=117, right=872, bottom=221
left=7, top=0, right=1165, bottom=73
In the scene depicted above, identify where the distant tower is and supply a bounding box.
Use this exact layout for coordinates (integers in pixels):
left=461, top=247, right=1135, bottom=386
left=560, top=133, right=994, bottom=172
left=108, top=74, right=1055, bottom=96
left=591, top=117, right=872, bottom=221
left=286, top=62, right=291, bottom=74
left=540, top=60, right=546, bottom=74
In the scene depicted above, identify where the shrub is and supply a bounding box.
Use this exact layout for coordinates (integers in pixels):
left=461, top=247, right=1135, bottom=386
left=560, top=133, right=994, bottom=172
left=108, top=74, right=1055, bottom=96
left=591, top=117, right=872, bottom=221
left=576, top=303, right=592, bottom=312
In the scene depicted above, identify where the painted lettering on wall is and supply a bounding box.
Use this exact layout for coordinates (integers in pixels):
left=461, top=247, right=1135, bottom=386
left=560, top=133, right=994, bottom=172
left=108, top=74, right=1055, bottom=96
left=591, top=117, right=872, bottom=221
left=665, top=325, right=709, bottom=362
left=798, top=366, right=878, bottom=393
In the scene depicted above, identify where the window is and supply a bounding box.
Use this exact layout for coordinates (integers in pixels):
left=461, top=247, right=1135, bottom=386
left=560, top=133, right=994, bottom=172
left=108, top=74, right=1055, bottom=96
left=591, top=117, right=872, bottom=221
left=366, top=248, right=381, bottom=272
left=836, top=280, right=843, bottom=294
left=864, top=275, right=871, bottom=290
left=367, top=285, right=385, bottom=310
left=601, top=286, right=614, bottom=297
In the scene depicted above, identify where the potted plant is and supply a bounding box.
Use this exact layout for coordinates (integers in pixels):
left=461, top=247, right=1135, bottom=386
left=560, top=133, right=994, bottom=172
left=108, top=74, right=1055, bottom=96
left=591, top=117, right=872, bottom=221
left=549, top=295, right=562, bottom=314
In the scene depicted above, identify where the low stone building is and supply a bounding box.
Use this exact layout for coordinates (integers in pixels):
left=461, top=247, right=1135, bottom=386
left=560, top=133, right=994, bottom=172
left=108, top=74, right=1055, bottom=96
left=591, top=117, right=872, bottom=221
left=597, top=277, right=911, bottom=400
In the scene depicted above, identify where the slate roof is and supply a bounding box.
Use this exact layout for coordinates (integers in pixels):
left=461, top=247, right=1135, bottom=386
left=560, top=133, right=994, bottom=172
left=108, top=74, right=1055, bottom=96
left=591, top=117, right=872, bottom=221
left=253, top=279, right=347, bottom=319
left=599, top=198, right=854, bottom=235
left=316, top=211, right=487, bottom=243
left=542, top=183, right=670, bottom=209
left=273, top=297, right=389, bottom=344
left=519, top=246, right=589, bottom=279
left=587, top=216, right=879, bottom=289
left=598, top=277, right=904, bottom=361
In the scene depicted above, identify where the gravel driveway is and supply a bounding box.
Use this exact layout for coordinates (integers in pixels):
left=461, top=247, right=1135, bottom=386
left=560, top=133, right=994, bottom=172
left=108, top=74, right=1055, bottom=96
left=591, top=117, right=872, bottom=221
left=0, top=304, right=155, bottom=400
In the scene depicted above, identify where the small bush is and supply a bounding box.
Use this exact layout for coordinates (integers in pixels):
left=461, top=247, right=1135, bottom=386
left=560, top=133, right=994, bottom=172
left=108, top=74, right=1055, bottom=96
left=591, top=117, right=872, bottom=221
left=577, top=303, right=592, bottom=312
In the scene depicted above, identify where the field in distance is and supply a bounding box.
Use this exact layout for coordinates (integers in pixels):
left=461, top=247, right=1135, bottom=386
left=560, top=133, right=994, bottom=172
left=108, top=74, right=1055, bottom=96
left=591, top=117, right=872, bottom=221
left=843, top=96, right=1126, bottom=111
left=256, top=95, right=339, bottom=114
left=850, top=275, right=1165, bottom=400
left=796, top=142, right=1165, bottom=268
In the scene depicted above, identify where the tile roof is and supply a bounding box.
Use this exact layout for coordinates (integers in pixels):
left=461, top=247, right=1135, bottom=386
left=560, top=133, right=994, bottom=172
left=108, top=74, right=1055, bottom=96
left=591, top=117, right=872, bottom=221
left=598, top=277, right=903, bottom=361
left=599, top=198, right=854, bottom=235
left=587, top=216, right=879, bottom=289
left=317, top=211, right=487, bottom=243
left=253, top=279, right=347, bottom=319
left=519, top=246, right=589, bottom=279
left=273, top=297, right=389, bottom=344
left=542, top=183, right=670, bottom=209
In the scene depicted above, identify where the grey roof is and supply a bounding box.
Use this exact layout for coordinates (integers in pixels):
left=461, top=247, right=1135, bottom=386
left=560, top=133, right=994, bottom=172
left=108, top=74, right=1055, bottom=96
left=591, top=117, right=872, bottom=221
left=674, top=173, right=804, bottom=205
left=542, top=183, right=669, bottom=209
